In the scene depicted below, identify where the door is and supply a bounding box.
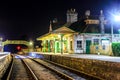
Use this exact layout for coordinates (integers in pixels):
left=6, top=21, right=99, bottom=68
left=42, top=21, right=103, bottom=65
left=86, top=40, right=91, bottom=54
left=55, top=41, right=60, bottom=53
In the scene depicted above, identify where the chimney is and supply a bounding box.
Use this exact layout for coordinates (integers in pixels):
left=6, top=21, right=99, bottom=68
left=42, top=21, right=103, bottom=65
left=66, top=8, right=78, bottom=23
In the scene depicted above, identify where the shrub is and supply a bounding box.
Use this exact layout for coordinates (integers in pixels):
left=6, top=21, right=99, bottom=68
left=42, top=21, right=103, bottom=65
left=112, top=43, right=120, bottom=56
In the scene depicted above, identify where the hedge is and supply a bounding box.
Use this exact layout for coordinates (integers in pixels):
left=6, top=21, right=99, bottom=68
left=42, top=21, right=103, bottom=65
left=112, top=42, right=120, bottom=56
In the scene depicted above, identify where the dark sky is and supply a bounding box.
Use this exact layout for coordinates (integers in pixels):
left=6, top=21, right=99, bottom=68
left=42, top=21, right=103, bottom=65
left=0, top=0, right=119, bottom=41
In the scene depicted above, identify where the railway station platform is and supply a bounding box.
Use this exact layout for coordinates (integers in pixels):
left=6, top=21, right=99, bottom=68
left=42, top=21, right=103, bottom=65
left=0, top=52, right=12, bottom=79
left=29, top=52, right=120, bottom=62
left=29, top=52, right=120, bottom=80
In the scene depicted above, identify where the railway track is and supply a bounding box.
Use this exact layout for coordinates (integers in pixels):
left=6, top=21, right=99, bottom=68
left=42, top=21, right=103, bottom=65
left=44, top=59, right=102, bottom=80
left=19, top=55, right=102, bottom=80
left=3, top=55, right=75, bottom=80
left=2, top=55, right=38, bottom=80
left=24, top=58, right=73, bottom=80
left=2, top=55, right=102, bottom=80
left=20, top=55, right=84, bottom=80
left=33, top=58, right=102, bottom=80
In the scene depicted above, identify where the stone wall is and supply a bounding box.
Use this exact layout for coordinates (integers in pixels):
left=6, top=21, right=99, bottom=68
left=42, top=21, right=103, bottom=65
left=0, top=54, right=12, bottom=78
left=41, top=54, right=120, bottom=80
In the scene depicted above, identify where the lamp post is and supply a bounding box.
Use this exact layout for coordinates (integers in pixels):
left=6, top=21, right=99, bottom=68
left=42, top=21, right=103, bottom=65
left=111, top=22, right=113, bottom=42
left=29, top=41, right=34, bottom=52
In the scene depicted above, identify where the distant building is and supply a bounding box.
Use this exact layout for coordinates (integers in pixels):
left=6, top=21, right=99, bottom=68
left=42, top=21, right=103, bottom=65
left=36, top=9, right=120, bottom=55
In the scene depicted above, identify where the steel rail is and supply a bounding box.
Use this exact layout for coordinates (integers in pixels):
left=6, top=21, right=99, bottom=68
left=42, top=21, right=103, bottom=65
left=44, top=59, right=103, bottom=80
left=32, top=59, right=74, bottom=80
left=21, top=59, right=39, bottom=80
left=6, top=55, right=14, bottom=80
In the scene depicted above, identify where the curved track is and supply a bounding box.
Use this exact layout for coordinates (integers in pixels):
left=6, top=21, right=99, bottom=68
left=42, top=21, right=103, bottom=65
left=2, top=55, right=38, bottom=80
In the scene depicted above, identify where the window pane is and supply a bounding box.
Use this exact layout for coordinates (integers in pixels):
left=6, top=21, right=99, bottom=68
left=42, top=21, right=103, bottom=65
left=77, top=40, right=82, bottom=49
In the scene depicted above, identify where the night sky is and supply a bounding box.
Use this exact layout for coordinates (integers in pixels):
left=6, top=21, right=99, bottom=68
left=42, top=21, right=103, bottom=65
left=0, top=0, right=119, bottom=41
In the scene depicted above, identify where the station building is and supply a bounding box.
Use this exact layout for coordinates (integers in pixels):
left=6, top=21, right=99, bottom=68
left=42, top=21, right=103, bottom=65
left=36, top=9, right=120, bottom=55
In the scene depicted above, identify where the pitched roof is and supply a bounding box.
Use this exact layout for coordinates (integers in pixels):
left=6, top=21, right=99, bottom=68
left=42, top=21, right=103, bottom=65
left=52, top=26, right=76, bottom=33
left=68, top=18, right=101, bottom=33
left=68, top=17, right=119, bottom=34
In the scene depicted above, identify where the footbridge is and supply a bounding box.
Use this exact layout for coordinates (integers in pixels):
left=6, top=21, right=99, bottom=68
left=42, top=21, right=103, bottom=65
left=3, top=40, right=33, bottom=47
left=2, top=40, right=34, bottom=52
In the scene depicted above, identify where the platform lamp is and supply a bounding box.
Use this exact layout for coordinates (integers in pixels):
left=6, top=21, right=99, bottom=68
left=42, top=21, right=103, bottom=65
left=110, top=10, right=120, bottom=42
left=114, top=14, right=120, bottom=38
left=29, top=41, right=34, bottom=52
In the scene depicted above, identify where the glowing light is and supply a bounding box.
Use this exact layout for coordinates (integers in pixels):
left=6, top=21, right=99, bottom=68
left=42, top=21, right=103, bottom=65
left=109, top=10, right=120, bottom=22
left=17, top=46, right=21, bottom=50
left=29, top=41, right=33, bottom=45
left=109, top=9, right=120, bottom=42
left=114, top=15, right=120, bottom=22
left=58, top=34, right=61, bottom=38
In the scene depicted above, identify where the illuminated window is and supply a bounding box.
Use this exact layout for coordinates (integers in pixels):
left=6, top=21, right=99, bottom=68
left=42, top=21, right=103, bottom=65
left=77, top=40, right=82, bottom=49
left=93, top=39, right=99, bottom=45
left=102, top=40, right=109, bottom=45
left=101, top=39, right=110, bottom=50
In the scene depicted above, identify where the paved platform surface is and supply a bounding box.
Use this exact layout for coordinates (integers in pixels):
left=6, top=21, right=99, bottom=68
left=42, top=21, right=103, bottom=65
left=62, top=54, right=120, bottom=63
left=0, top=52, right=10, bottom=60
left=30, top=52, right=120, bottom=63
